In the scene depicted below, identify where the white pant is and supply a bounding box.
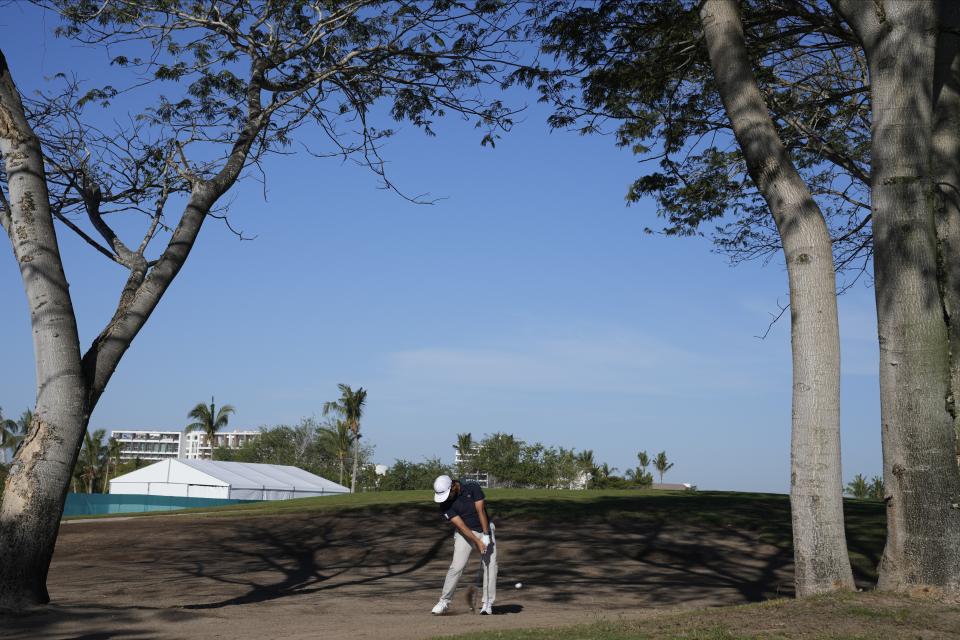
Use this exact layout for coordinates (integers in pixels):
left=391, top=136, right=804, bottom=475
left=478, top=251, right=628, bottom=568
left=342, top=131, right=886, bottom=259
left=440, top=522, right=497, bottom=605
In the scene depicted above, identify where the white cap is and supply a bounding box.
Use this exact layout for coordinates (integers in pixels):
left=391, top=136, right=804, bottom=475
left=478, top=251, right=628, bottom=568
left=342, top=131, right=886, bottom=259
left=433, top=475, right=453, bottom=503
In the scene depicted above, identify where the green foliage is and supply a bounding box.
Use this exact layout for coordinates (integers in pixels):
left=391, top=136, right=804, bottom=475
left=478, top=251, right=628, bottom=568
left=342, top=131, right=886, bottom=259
left=185, top=396, right=235, bottom=459
left=637, top=450, right=650, bottom=470
left=318, top=419, right=354, bottom=486
left=216, top=418, right=374, bottom=489
left=846, top=473, right=884, bottom=501
left=469, top=433, right=635, bottom=490
left=654, top=450, right=674, bottom=484
left=624, top=467, right=654, bottom=486
left=75, top=429, right=107, bottom=493
left=589, top=462, right=618, bottom=489
left=323, top=384, right=369, bottom=492
left=32, top=0, right=525, bottom=252
left=472, top=432, right=523, bottom=486
left=625, top=450, right=654, bottom=486
left=379, top=457, right=452, bottom=491
left=455, top=432, right=475, bottom=477
left=0, top=407, right=30, bottom=464
left=845, top=473, right=869, bottom=499
left=532, top=0, right=872, bottom=278
left=323, top=384, right=368, bottom=437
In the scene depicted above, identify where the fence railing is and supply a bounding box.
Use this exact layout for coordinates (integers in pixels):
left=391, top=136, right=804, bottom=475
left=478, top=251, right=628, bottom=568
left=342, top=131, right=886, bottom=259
left=63, top=493, right=258, bottom=517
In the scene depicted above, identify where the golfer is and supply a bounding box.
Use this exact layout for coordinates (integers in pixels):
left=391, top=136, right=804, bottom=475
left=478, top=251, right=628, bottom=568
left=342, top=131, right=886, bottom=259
left=431, top=474, right=497, bottom=615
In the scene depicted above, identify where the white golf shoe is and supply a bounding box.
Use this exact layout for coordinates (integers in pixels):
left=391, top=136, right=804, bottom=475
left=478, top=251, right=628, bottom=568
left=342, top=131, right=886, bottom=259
left=479, top=603, right=493, bottom=615
left=431, top=599, right=450, bottom=615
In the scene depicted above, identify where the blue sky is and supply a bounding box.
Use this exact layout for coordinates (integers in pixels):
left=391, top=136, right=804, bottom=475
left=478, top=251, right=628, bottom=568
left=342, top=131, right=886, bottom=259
left=0, top=5, right=880, bottom=492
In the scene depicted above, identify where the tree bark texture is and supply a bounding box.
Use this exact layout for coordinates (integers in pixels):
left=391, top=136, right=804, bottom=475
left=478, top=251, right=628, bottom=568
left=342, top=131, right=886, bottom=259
left=0, top=48, right=265, bottom=609
left=933, top=2, right=960, bottom=466
left=700, top=0, right=854, bottom=596
left=0, top=50, right=90, bottom=608
left=838, top=0, right=960, bottom=593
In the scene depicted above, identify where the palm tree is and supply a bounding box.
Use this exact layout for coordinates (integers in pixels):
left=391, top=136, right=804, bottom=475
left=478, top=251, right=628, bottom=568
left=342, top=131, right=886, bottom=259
left=456, top=432, right=474, bottom=477
left=576, top=449, right=595, bottom=471
left=320, top=419, right=353, bottom=486
left=79, top=430, right=106, bottom=493
left=323, top=384, right=367, bottom=493
left=633, top=450, right=653, bottom=485
left=594, top=462, right=617, bottom=488
left=0, top=408, right=31, bottom=465
left=653, top=451, right=674, bottom=484
left=17, top=409, right=33, bottom=434
left=102, top=437, right=122, bottom=493
left=638, top=450, right=650, bottom=474
left=0, top=407, right=16, bottom=465
left=846, top=474, right=870, bottom=499
left=868, top=475, right=885, bottom=501
left=186, top=397, right=235, bottom=460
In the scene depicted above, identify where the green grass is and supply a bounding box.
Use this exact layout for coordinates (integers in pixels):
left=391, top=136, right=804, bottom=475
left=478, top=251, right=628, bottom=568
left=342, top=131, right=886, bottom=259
left=63, top=488, right=676, bottom=520
left=431, top=592, right=960, bottom=640
left=61, top=487, right=757, bottom=521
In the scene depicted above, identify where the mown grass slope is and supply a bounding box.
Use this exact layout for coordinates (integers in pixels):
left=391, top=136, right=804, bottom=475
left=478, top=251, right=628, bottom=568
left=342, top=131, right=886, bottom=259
left=434, top=591, right=960, bottom=640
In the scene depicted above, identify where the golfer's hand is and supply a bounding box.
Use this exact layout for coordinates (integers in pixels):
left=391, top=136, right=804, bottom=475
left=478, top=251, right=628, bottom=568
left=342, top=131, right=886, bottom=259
left=475, top=539, right=488, bottom=554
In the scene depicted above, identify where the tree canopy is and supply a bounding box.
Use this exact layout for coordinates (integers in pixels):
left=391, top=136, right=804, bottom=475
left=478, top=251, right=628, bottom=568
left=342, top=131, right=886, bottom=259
left=0, top=0, right=531, bottom=608
left=531, top=0, right=871, bottom=283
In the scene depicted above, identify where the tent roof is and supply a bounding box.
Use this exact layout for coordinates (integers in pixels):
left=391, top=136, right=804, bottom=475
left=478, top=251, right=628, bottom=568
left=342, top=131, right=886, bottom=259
left=110, top=459, right=349, bottom=492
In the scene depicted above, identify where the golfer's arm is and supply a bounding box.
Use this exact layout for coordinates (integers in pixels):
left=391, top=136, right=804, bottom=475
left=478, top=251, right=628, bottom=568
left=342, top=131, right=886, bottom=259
left=475, top=499, right=490, bottom=535
left=450, top=515, right=483, bottom=549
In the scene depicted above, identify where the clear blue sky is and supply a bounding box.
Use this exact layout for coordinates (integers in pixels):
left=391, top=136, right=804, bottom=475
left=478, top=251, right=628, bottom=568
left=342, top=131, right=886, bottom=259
left=0, top=5, right=881, bottom=493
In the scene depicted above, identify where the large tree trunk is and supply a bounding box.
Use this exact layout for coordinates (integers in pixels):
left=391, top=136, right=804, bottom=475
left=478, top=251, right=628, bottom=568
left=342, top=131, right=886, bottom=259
left=933, top=2, right=960, bottom=469
left=837, top=0, right=960, bottom=593
left=0, top=48, right=266, bottom=610
left=0, top=51, right=90, bottom=609
left=701, top=0, right=854, bottom=596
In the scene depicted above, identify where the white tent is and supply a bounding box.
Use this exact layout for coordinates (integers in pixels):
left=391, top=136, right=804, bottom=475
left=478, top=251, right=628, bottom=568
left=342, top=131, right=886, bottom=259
left=109, top=459, right=350, bottom=500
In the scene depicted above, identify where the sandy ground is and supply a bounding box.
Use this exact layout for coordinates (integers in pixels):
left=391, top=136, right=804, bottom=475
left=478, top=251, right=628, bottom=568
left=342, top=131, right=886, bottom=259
left=3, top=502, right=798, bottom=639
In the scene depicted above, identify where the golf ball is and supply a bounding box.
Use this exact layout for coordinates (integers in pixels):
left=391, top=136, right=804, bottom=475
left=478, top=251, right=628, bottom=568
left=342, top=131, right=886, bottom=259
left=515, top=582, right=522, bottom=589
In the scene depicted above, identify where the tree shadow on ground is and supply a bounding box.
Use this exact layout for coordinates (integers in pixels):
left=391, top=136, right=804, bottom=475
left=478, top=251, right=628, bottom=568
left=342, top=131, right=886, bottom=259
left=176, top=516, right=450, bottom=609
left=1, top=604, right=159, bottom=640
left=35, top=491, right=886, bottom=632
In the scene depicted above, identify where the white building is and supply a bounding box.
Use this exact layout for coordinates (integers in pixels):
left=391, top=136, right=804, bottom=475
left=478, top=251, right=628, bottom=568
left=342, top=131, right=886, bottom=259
left=111, top=431, right=183, bottom=461
left=182, top=430, right=260, bottom=459
left=109, top=429, right=260, bottom=461
left=109, top=459, right=349, bottom=500
left=454, top=443, right=489, bottom=488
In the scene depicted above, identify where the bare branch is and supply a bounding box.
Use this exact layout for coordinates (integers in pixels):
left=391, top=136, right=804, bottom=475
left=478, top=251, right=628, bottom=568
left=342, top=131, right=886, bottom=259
left=51, top=206, right=121, bottom=264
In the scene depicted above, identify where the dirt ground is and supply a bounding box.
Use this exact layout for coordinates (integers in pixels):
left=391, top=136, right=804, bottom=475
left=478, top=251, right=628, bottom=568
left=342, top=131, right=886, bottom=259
left=4, top=501, right=812, bottom=640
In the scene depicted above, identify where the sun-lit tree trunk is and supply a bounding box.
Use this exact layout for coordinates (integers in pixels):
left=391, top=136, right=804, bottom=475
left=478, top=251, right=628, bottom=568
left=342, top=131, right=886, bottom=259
left=837, top=0, right=960, bottom=593
left=0, top=47, right=262, bottom=609
left=0, top=0, right=525, bottom=610
left=701, top=0, right=855, bottom=596
left=0, top=50, right=90, bottom=608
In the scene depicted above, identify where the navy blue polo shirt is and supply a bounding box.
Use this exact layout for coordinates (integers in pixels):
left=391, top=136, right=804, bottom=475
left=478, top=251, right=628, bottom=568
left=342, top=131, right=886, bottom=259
left=441, top=480, right=486, bottom=531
